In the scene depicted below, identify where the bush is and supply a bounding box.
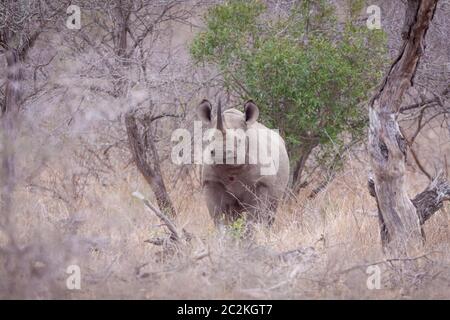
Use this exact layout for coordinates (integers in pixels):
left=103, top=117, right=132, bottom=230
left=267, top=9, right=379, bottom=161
left=191, top=0, right=387, bottom=187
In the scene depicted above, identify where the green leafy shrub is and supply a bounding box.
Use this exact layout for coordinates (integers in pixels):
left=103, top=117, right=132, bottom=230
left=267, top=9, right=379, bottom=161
left=191, top=0, right=387, bottom=186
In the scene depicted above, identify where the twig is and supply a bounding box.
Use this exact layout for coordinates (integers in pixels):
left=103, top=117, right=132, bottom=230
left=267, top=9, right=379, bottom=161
left=339, top=251, right=441, bottom=275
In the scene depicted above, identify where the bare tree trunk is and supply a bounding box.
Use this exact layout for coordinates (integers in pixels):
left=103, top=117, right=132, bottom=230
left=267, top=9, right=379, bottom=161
left=112, top=0, right=130, bottom=97
left=2, top=50, right=22, bottom=114
left=125, top=112, right=177, bottom=218
left=1, top=49, right=23, bottom=226
left=1, top=50, right=24, bottom=296
left=292, top=142, right=317, bottom=193
left=368, top=0, right=447, bottom=256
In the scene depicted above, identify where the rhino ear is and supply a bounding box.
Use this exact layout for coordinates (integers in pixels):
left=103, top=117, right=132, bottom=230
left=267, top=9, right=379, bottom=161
left=244, top=100, right=259, bottom=125
left=197, top=99, right=212, bottom=123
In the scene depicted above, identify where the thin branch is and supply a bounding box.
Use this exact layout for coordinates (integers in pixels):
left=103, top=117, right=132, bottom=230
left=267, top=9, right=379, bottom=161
left=132, top=191, right=180, bottom=242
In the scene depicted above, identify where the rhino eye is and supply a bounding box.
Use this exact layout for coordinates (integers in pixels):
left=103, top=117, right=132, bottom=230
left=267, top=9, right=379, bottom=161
left=210, top=150, right=215, bottom=156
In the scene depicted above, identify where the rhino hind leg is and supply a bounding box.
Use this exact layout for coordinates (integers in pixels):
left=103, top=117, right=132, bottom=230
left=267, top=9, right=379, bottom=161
left=243, top=183, right=278, bottom=226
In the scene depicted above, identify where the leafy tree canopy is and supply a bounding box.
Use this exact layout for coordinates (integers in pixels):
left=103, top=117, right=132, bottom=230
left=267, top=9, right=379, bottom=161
left=191, top=0, right=387, bottom=174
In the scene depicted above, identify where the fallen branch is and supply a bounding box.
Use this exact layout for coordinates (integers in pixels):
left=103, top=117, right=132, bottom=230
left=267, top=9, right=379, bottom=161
left=339, top=250, right=441, bottom=275
left=132, top=191, right=191, bottom=245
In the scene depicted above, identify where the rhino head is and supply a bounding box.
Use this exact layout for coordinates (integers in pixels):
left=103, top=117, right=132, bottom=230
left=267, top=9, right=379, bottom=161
left=197, top=99, right=260, bottom=166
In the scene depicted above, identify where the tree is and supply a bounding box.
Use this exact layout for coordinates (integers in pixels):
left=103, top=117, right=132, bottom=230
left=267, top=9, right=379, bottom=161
left=0, top=0, right=67, bottom=227
left=69, top=0, right=201, bottom=218
left=368, top=0, right=450, bottom=256
left=190, top=0, right=387, bottom=190
left=0, top=0, right=69, bottom=297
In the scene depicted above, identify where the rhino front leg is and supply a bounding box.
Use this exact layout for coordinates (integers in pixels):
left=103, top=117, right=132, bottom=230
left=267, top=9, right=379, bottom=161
left=203, top=181, right=241, bottom=227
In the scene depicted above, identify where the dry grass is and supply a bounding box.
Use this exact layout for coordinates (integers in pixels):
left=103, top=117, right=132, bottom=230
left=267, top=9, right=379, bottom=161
left=2, top=151, right=449, bottom=300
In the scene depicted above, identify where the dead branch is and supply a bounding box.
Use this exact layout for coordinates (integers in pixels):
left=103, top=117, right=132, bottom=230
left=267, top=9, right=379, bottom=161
left=132, top=191, right=180, bottom=242
left=368, top=172, right=450, bottom=226
left=125, top=110, right=177, bottom=218
left=132, top=191, right=192, bottom=248
left=339, top=250, right=441, bottom=275
left=412, top=172, right=450, bottom=224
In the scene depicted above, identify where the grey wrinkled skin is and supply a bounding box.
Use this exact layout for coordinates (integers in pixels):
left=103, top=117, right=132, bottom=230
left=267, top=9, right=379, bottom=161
left=197, top=99, right=290, bottom=228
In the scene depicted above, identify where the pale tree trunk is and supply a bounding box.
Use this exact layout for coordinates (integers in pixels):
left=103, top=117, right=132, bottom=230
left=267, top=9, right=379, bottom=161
left=368, top=0, right=449, bottom=256
left=0, top=1, right=69, bottom=296
left=1, top=49, right=23, bottom=227
left=0, top=50, right=22, bottom=297
left=0, top=0, right=52, bottom=224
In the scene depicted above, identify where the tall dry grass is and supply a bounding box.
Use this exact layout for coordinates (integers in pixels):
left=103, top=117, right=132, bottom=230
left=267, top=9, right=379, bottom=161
left=2, top=146, right=449, bottom=299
